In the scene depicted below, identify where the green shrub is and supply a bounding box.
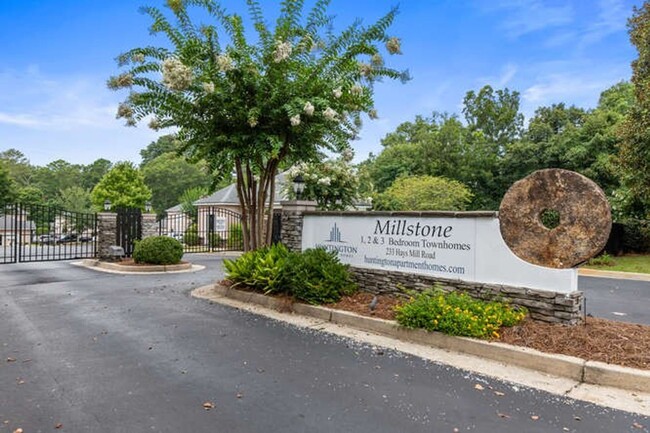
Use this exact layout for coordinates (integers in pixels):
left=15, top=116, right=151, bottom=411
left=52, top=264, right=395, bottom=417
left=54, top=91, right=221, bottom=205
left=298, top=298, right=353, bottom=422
left=621, top=219, right=650, bottom=253
left=132, top=236, right=184, bottom=265
left=208, top=233, right=222, bottom=248
left=227, top=223, right=244, bottom=249
left=183, top=223, right=201, bottom=246
left=224, top=243, right=291, bottom=294
left=283, top=248, right=357, bottom=304
left=587, top=252, right=615, bottom=267
left=394, top=288, right=527, bottom=339
left=224, top=246, right=356, bottom=304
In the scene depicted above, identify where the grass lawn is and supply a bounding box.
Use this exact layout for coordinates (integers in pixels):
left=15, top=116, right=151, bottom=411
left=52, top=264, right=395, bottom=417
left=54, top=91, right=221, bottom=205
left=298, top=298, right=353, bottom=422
left=583, top=254, right=650, bottom=274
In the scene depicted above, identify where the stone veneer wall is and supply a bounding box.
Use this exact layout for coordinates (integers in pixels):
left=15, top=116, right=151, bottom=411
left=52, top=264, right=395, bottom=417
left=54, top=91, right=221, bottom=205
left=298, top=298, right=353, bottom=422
left=141, top=213, right=159, bottom=239
left=281, top=207, right=584, bottom=324
left=350, top=267, right=582, bottom=324
left=281, top=201, right=317, bottom=253
left=96, top=212, right=117, bottom=260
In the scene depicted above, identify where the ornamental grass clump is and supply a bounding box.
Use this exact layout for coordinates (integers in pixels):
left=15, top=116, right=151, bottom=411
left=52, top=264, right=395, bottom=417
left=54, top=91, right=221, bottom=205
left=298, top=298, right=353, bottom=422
left=132, top=236, right=184, bottom=265
left=395, top=288, right=527, bottom=339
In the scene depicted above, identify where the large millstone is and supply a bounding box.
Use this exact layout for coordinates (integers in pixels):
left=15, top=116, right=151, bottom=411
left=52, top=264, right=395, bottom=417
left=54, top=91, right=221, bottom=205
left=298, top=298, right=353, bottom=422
left=499, top=169, right=612, bottom=268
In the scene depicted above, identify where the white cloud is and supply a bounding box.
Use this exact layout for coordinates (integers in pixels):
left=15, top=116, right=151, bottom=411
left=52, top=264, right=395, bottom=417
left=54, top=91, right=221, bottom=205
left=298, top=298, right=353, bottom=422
left=520, top=65, right=629, bottom=118
left=0, top=67, right=159, bottom=165
left=578, top=0, right=628, bottom=48
left=484, top=0, right=574, bottom=38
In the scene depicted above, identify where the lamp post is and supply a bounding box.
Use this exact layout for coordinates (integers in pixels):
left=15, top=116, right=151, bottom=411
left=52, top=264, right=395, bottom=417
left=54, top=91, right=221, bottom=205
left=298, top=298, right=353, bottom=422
left=292, top=175, right=305, bottom=201
left=145, top=201, right=152, bottom=213
left=103, top=199, right=111, bottom=212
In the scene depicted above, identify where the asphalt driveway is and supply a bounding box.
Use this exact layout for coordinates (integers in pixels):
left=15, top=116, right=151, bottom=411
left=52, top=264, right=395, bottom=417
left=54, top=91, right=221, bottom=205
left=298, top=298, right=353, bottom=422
left=0, top=256, right=647, bottom=432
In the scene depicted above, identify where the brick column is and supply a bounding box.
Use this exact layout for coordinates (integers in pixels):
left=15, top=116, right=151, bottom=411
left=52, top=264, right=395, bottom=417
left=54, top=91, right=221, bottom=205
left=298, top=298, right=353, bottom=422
left=141, top=213, right=158, bottom=239
left=280, top=200, right=317, bottom=252
left=97, top=212, right=117, bottom=260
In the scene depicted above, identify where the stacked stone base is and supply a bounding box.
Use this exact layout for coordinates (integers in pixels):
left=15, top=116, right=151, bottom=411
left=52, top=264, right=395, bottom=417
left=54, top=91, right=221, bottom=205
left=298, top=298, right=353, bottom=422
left=350, top=267, right=583, bottom=325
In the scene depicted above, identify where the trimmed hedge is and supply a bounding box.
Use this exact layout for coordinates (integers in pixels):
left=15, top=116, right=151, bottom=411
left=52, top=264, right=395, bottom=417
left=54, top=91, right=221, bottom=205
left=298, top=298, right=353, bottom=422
left=133, top=236, right=184, bottom=265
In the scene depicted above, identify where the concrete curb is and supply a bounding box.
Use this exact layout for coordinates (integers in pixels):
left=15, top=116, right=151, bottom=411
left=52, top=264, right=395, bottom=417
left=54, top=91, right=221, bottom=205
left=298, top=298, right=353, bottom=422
left=193, top=284, right=650, bottom=394
left=75, top=259, right=204, bottom=274
left=579, top=267, right=650, bottom=282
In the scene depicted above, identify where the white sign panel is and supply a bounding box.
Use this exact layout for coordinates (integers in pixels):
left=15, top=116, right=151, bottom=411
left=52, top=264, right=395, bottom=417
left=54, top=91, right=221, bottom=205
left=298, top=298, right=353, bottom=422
left=214, top=217, right=227, bottom=232
left=302, top=214, right=577, bottom=293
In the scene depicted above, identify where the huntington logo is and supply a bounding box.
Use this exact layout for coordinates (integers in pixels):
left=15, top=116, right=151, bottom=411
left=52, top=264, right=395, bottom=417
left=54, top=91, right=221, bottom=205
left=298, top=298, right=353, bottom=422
left=315, top=222, right=358, bottom=257
left=327, top=223, right=345, bottom=243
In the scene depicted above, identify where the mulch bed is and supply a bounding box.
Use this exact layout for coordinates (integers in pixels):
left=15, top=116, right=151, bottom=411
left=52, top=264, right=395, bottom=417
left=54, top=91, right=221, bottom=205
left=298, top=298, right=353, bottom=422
left=328, top=292, right=650, bottom=371
left=115, top=258, right=189, bottom=267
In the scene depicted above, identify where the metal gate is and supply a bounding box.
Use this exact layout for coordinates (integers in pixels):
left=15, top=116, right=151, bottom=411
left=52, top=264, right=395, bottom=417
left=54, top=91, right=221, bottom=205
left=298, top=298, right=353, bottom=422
left=116, top=208, right=142, bottom=257
left=158, top=206, right=243, bottom=252
left=1, top=203, right=97, bottom=264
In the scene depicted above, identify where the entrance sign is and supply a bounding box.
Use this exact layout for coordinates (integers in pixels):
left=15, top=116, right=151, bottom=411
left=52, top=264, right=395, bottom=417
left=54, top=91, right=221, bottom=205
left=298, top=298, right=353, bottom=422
left=301, top=214, right=578, bottom=293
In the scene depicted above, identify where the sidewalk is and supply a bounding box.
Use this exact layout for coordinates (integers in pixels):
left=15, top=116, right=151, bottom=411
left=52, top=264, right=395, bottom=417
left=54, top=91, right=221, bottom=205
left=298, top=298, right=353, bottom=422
left=579, top=267, right=650, bottom=282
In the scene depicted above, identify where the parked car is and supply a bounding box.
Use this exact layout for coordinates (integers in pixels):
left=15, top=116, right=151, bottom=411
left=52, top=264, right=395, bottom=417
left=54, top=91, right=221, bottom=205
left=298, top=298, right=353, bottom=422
left=79, top=234, right=94, bottom=242
left=57, top=233, right=78, bottom=243
left=38, top=234, right=58, bottom=245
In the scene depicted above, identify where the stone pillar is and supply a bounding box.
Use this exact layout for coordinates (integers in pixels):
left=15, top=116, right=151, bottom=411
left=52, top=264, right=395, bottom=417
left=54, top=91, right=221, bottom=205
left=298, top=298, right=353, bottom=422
left=280, top=200, right=317, bottom=252
left=97, top=212, right=117, bottom=260
left=141, top=213, right=158, bottom=239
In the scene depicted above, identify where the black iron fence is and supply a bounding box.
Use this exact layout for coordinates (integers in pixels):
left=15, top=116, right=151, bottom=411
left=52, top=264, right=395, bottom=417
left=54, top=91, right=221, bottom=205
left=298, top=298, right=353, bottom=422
left=158, top=206, right=243, bottom=252
left=0, top=203, right=97, bottom=264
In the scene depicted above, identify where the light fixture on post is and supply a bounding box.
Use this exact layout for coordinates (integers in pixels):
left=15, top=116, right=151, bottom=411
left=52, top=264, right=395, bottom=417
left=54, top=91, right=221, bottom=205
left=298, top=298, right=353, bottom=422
left=145, top=201, right=152, bottom=213
left=104, top=199, right=111, bottom=212
left=292, top=175, right=305, bottom=201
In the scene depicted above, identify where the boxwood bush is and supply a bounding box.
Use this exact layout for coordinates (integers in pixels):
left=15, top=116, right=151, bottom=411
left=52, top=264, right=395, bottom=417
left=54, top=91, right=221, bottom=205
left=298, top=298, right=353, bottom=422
left=224, top=245, right=356, bottom=304
left=395, top=288, right=527, bottom=339
left=133, top=236, right=184, bottom=265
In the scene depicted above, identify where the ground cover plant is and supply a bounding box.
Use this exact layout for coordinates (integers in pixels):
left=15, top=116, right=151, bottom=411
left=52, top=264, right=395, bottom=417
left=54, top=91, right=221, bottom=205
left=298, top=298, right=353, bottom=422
left=329, top=292, right=650, bottom=370
left=224, top=245, right=356, bottom=304
left=394, top=288, right=527, bottom=339
left=584, top=253, right=650, bottom=273
left=132, top=236, right=184, bottom=265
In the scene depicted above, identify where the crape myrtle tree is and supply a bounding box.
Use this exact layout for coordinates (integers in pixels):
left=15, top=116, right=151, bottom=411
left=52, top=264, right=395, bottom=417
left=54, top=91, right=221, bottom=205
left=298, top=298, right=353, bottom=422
left=108, top=0, right=408, bottom=251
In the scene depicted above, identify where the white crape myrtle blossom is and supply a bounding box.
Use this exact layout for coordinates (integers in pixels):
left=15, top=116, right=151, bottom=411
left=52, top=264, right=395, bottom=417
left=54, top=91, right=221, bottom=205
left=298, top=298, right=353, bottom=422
left=304, top=102, right=315, bottom=116
left=116, top=103, right=134, bottom=119
left=341, top=148, right=354, bottom=161
left=107, top=73, right=134, bottom=90
left=290, top=114, right=301, bottom=126
left=202, top=82, right=215, bottom=93
left=273, top=40, right=293, bottom=62
left=216, top=54, right=234, bottom=72
left=386, top=37, right=402, bottom=55
left=148, top=117, right=161, bottom=130
left=132, top=53, right=145, bottom=63
left=248, top=117, right=258, bottom=128
left=323, top=107, right=337, bottom=121
left=333, top=87, right=343, bottom=99
left=350, top=84, right=363, bottom=96
left=369, top=109, right=378, bottom=119
left=162, top=57, right=193, bottom=91
left=359, top=62, right=373, bottom=78
left=371, top=53, right=383, bottom=66
left=318, top=176, right=332, bottom=186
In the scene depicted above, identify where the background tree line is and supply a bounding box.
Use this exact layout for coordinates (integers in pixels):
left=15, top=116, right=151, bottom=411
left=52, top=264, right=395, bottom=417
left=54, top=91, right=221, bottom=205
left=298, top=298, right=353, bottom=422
left=0, top=134, right=223, bottom=215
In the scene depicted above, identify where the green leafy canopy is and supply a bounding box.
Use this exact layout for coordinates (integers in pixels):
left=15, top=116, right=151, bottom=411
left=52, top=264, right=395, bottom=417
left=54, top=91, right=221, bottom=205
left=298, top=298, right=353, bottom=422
left=109, top=0, right=408, bottom=249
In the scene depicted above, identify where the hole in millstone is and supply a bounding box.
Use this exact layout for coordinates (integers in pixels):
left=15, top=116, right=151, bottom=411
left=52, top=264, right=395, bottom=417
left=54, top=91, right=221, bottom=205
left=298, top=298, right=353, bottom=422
left=539, top=208, right=560, bottom=230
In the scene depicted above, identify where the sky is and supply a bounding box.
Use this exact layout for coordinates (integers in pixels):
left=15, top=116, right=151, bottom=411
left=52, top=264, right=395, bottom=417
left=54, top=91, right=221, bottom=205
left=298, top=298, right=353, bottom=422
left=0, top=0, right=642, bottom=167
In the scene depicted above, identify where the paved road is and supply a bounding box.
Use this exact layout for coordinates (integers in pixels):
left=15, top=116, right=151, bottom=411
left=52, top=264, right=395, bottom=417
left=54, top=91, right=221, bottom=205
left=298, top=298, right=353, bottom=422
left=0, top=257, right=647, bottom=432
left=580, top=276, right=650, bottom=325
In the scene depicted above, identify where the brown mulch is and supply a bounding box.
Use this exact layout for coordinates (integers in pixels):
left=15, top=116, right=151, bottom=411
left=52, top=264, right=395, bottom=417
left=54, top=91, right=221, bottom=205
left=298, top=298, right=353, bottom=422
left=328, top=292, right=650, bottom=371
left=115, top=258, right=189, bottom=266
